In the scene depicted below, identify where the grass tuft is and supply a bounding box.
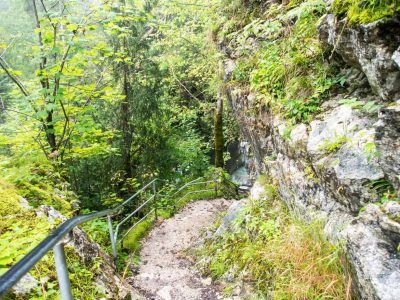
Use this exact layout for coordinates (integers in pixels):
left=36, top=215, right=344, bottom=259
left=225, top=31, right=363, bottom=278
left=197, top=180, right=348, bottom=299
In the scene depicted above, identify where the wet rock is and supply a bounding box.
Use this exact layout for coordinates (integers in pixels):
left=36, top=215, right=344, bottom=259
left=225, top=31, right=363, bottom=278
left=318, top=14, right=400, bottom=101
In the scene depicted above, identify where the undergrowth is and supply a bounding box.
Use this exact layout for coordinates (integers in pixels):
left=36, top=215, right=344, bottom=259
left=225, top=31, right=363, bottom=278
left=197, top=180, right=349, bottom=299
left=0, top=181, right=104, bottom=300
left=332, top=0, right=400, bottom=24
left=219, top=0, right=345, bottom=124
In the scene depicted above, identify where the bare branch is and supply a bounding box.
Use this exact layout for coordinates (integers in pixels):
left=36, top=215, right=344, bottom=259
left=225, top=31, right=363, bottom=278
left=0, top=56, right=29, bottom=97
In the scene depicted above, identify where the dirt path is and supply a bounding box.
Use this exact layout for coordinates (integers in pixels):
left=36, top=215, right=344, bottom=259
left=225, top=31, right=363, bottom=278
left=129, top=199, right=234, bottom=300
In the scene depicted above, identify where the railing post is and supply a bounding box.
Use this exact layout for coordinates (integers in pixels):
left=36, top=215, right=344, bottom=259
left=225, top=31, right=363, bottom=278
left=107, top=215, right=118, bottom=268
left=153, top=181, right=158, bottom=220
left=53, top=242, right=73, bottom=300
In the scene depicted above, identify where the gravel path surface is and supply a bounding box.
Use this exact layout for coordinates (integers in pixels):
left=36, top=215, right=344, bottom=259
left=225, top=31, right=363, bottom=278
left=129, top=199, right=234, bottom=300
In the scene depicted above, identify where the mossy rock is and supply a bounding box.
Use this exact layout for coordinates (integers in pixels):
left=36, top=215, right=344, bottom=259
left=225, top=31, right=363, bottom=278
left=0, top=180, right=24, bottom=217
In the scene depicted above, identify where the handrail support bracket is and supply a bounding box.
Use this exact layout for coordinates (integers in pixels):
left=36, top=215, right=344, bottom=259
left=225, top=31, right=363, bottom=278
left=53, top=241, right=73, bottom=300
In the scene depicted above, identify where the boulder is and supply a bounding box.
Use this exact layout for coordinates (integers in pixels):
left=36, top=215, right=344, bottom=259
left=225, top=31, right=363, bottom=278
left=318, top=14, right=400, bottom=101
left=214, top=200, right=245, bottom=237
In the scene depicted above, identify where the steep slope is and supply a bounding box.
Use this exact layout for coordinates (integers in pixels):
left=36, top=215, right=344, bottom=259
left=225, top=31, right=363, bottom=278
left=216, top=0, right=400, bottom=298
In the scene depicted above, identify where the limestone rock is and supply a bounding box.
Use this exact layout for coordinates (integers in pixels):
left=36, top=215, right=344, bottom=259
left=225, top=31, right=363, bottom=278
left=318, top=14, right=400, bottom=101
left=11, top=274, right=38, bottom=296
left=374, top=102, right=400, bottom=193
left=223, top=9, right=400, bottom=299
left=226, top=78, right=400, bottom=299
left=214, top=200, right=245, bottom=237
left=345, top=219, right=400, bottom=300
left=250, top=181, right=266, bottom=200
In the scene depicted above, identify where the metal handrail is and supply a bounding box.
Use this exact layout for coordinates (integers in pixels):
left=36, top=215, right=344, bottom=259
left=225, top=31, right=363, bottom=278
left=0, top=178, right=160, bottom=299
left=0, top=174, right=238, bottom=299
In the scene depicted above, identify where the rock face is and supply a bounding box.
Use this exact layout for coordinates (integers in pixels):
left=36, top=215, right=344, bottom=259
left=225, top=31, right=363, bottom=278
left=318, top=14, right=400, bottom=101
left=225, top=13, right=400, bottom=300
left=375, top=104, right=400, bottom=194
left=228, top=89, right=400, bottom=299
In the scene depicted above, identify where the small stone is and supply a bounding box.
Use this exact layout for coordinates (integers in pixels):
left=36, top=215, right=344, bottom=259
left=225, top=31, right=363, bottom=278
left=201, top=277, right=212, bottom=286
left=12, top=273, right=38, bottom=295
left=19, top=197, right=32, bottom=210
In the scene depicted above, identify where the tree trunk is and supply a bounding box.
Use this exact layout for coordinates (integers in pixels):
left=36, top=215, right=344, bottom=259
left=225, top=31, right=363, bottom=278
left=121, top=65, right=133, bottom=179
left=45, top=113, right=57, bottom=152
left=214, top=94, right=224, bottom=168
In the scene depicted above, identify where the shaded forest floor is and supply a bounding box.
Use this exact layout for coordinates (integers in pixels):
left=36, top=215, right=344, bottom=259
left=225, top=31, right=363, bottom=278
left=129, top=199, right=234, bottom=300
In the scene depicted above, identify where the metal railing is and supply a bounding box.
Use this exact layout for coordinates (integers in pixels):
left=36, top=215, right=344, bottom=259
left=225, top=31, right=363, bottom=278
left=0, top=174, right=238, bottom=299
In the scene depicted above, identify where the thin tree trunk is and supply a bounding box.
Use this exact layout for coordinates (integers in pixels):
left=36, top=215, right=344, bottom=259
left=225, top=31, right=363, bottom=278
left=121, top=64, right=133, bottom=179
left=214, top=94, right=224, bottom=168
left=33, top=0, right=57, bottom=153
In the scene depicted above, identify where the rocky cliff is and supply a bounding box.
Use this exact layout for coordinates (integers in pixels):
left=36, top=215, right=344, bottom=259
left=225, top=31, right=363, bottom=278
left=220, top=1, right=400, bottom=299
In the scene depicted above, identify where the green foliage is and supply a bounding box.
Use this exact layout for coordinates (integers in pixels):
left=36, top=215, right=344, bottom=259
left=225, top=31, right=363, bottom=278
left=305, top=165, right=319, bottom=183
left=364, top=141, right=380, bottom=161
left=28, top=247, right=105, bottom=300
left=0, top=183, right=53, bottom=275
left=81, top=218, right=111, bottom=251
left=339, top=97, right=383, bottom=114
left=332, top=0, right=400, bottom=24
left=366, top=178, right=399, bottom=203
left=223, top=0, right=340, bottom=123
left=318, top=135, right=349, bottom=153
left=198, top=179, right=347, bottom=298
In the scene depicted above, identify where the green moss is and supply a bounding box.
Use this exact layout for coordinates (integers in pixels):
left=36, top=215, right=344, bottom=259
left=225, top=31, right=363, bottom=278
left=0, top=180, right=24, bottom=217
left=0, top=182, right=53, bottom=274
left=318, top=135, right=349, bottom=153
left=0, top=181, right=105, bottom=299
left=17, top=181, right=71, bottom=212
left=333, top=0, right=400, bottom=24
left=122, top=218, right=154, bottom=252
left=0, top=155, right=75, bottom=214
